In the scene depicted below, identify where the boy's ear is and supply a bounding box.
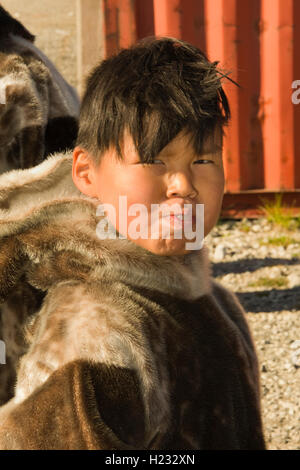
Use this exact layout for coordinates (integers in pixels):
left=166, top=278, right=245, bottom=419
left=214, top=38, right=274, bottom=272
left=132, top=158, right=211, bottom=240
left=72, top=146, right=98, bottom=198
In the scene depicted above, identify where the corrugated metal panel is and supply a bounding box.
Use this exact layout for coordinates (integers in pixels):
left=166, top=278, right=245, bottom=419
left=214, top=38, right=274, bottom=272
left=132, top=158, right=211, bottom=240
left=97, top=0, right=300, bottom=215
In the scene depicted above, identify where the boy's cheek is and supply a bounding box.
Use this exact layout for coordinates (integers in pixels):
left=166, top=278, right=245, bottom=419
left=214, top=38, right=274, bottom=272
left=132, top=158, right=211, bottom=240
left=202, top=182, right=224, bottom=236
left=205, top=199, right=224, bottom=234
left=212, top=170, right=225, bottom=200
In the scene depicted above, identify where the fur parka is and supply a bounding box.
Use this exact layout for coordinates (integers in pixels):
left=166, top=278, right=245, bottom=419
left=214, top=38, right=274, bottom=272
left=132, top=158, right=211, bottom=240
left=0, top=153, right=266, bottom=450
left=0, top=6, right=79, bottom=173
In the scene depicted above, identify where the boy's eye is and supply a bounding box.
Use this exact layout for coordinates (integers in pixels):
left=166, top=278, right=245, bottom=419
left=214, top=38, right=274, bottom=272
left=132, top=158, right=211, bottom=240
left=194, top=159, right=213, bottom=164
left=149, top=159, right=164, bottom=165
left=140, top=160, right=164, bottom=165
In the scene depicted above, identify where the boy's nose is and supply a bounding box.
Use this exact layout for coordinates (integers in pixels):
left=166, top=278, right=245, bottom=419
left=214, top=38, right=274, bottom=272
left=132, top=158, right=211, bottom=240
left=166, top=172, right=198, bottom=199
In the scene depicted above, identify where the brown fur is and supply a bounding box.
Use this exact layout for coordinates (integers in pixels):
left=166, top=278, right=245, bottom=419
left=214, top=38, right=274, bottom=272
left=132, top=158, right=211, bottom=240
left=0, top=153, right=266, bottom=449
left=0, top=7, right=79, bottom=173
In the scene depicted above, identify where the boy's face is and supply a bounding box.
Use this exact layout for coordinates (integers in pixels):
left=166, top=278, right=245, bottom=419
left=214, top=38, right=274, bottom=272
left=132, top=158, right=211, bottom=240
left=73, top=129, right=224, bottom=256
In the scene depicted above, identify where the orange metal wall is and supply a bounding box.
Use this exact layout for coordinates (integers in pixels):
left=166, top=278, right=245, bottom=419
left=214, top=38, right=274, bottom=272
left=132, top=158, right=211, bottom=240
left=102, top=0, right=300, bottom=198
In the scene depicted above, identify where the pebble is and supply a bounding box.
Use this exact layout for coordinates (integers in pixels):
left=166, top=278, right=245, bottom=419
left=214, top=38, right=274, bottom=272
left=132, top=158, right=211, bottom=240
left=290, top=349, right=300, bottom=367
left=287, top=273, right=300, bottom=288
left=213, top=244, right=226, bottom=261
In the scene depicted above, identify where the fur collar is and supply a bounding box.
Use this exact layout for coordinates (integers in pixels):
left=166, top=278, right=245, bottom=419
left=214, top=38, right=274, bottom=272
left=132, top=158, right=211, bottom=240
left=0, top=153, right=212, bottom=301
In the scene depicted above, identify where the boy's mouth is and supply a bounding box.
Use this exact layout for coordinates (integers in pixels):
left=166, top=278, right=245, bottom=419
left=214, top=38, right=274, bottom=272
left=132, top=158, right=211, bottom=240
left=163, top=205, right=195, bottom=219
left=161, top=211, right=196, bottom=231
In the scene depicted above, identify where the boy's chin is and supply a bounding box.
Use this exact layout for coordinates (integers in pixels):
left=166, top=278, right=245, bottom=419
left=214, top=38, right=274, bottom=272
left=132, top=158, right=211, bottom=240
left=129, top=237, right=200, bottom=256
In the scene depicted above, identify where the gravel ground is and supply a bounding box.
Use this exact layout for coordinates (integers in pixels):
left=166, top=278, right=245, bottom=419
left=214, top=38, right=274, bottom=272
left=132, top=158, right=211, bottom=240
left=205, top=218, right=300, bottom=450
left=2, top=1, right=299, bottom=451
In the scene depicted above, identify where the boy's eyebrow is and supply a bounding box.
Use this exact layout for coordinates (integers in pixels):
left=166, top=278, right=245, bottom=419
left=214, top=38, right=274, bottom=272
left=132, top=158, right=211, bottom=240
left=159, top=143, right=222, bottom=158
left=201, top=144, right=223, bottom=155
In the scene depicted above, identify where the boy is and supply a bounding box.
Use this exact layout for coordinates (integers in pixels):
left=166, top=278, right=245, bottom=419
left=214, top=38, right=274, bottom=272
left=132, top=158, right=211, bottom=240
left=0, top=37, right=265, bottom=449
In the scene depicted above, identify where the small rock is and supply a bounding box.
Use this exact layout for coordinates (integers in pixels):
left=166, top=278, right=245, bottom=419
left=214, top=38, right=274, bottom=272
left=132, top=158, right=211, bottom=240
left=277, top=246, right=286, bottom=256
left=214, top=244, right=226, bottom=261
left=290, top=340, right=300, bottom=349
left=259, top=246, right=268, bottom=256
left=287, top=274, right=300, bottom=288
left=269, top=267, right=282, bottom=279
left=290, top=349, right=300, bottom=368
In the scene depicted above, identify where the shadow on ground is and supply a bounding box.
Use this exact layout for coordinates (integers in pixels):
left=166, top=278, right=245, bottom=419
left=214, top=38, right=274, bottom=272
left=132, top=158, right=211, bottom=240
left=212, top=257, right=300, bottom=313
left=212, top=257, right=299, bottom=277
left=235, top=287, right=300, bottom=313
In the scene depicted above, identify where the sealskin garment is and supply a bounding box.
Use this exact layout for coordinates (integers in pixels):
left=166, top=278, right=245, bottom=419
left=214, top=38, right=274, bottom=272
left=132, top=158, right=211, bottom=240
left=0, top=153, right=266, bottom=450
left=0, top=6, right=79, bottom=173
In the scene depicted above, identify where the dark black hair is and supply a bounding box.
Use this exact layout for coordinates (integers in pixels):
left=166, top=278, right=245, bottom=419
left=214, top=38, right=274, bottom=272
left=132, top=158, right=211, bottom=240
left=77, top=36, right=233, bottom=164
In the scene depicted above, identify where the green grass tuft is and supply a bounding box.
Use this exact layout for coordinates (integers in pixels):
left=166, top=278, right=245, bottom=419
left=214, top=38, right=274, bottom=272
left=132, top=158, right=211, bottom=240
left=258, top=194, right=300, bottom=231
left=259, top=236, right=299, bottom=248
left=248, top=276, right=288, bottom=288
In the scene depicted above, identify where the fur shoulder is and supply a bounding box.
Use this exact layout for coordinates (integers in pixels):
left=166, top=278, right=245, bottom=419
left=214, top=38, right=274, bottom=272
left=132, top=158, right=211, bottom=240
left=210, top=278, right=260, bottom=375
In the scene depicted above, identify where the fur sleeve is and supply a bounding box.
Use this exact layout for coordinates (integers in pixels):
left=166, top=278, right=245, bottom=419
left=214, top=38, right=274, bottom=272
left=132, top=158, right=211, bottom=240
left=210, top=279, right=261, bottom=389
left=0, top=360, right=145, bottom=450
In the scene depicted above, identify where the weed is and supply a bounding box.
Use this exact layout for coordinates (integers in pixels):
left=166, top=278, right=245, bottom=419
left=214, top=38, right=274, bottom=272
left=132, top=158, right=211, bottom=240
left=239, top=220, right=251, bottom=232
left=248, top=276, right=289, bottom=288
left=259, top=236, right=299, bottom=248
left=258, top=194, right=300, bottom=231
